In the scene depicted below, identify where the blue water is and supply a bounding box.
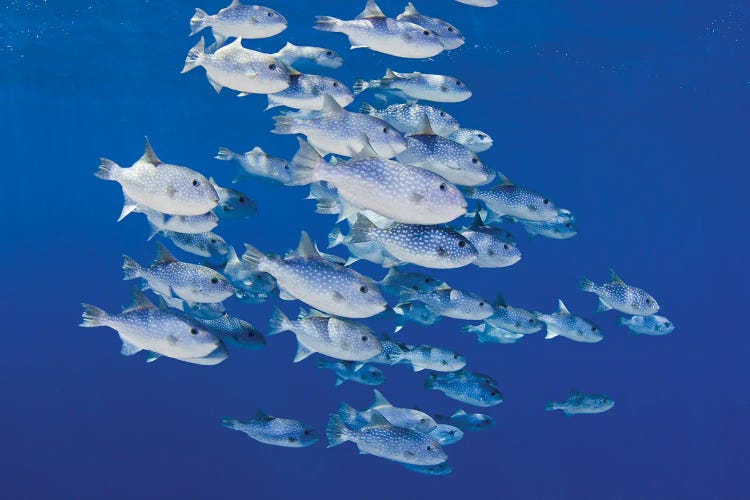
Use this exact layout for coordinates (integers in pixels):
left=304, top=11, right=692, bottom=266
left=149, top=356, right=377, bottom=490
left=2, top=0, right=748, bottom=498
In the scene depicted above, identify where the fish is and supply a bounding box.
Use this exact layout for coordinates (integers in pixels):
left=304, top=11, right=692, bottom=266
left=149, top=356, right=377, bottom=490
left=147, top=344, right=229, bottom=366
left=379, top=268, right=447, bottom=296
left=181, top=37, right=290, bottom=95
left=397, top=3, right=465, bottom=50
left=428, top=425, right=464, bottom=446
left=339, top=390, right=437, bottom=433
left=349, top=214, right=477, bottom=269
left=616, top=314, right=675, bottom=336
left=397, top=131, right=495, bottom=187
left=222, top=409, right=318, bottom=447
left=79, top=287, right=222, bottom=360
left=160, top=231, right=230, bottom=262
left=272, top=42, right=343, bottom=69
left=122, top=243, right=234, bottom=303
left=266, top=72, right=354, bottom=111
left=513, top=209, right=578, bottom=239
left=447, top=128, right=493, bottom=152
left=190, top=1, right=288, bottom=48
left=269, top=308, right=382, bottom=362
left=272, top=94, right=407, bottom=158
left=215, top=146, right=294, bottom=185
left=455, top=0, right=498, bottom=7
left=366, top=335, right=410, bottom=365
left=328, top=224, right=401, bottom=267
left=209, top=178, right=257, bottom=219
left=242, top=232, right=387, bottom=318
left=535, top=300, right=603, bottom=343
left=402, top=461, right=452, bottom=475
left=392, top=301, right=441, bottom=332
left=314, top=0, right=446, bottom=59
left=461, top=323, right=525, bottom=344
left=289, top=138, right=467, bottom=224
left=433, top=408, right=496, bottom=431
left=223, top=246, right=277, bottom=302
left=96, top=138, right=219, bottom=217
left=199, top=312, right=266, bottom=349
left=546, top=390, right=615, bottom=416
left=390, top=344, right=466, bottom=372
left=317, top=360, right=385, bottom=387
left=459, top=214, right=521, bottom=268
left=326, top=413, right=447, bottom=466
left=354, top=69, right=471, bottom=103
left=485, top=294, right=543, bottom=334
left=135, top=205, right=219, bottom=240
left=157, top=294, right=227, bottom=320
left=465, top=175, right=559, bottom=222
left=579, top=269, right=660, bottom=315
left=360, top=103, right=460, bottom=137
left=425, top=370, right=503, bottom=407
left=400, top=286, right=492, bottom=320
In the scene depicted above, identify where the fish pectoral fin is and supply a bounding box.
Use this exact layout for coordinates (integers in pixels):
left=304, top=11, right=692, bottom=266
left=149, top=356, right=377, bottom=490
left=596, top=298, right=613, bottom=313
left=331, top=291, right=346, bottom=303
left=206, top=74, right=223, bottom=93
left=409, top=192, right=425, bottom=204
left=146, top=351, right=162, bottom=363
left=244, top=70, right=258, bottom=79
left=278, top=288, right=296, bottom=301
left=293, top=342, right=314, bottom=362
left=544, top=329, right=559, bottom=340
left=120, top=340, right=142, bottom=356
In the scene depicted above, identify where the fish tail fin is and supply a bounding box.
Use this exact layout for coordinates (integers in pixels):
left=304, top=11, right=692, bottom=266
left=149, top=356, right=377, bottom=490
left=313, top=16, right=343, bottom=33
left=328, top=226, right=346, bottom=249
left=146, top=220, right=161, bottom=241
left=578, top=278, right=595, bottom=293
left=616, top=316, right=629, bottom=326
left=271, top=115, right=298, bottom=135
left=268, top=307, right=292, bottom=335
left=241, top=244, right=267, bottom=271
left=215, top=147, right=237, bottom=161
left=545, top=402, right=557, bottom=411
left=359, top=103, right=375, bottom=114
left=326, top=415, right=352, bottom=447
left=348, top=215, right=375, bottom=244
left=315, top=199, right=340, bottom=215
left=189, top=8, right=210, bottom=36
left=289, top=138, right=322, bottom=185
left=80, top=303, right=108, bottom=327
left=95, top=158, right=120, bottom=181
left=463, top=187, right=477, bottom=198
left=353, top=79, right=371, bottom=95
left=316, top=359, right=330, bottom=369
left=221, top=417, right=241, bottom=430
left=121, top=255, right=142, bottom=280
left=181, top=37, right=205, bottom=74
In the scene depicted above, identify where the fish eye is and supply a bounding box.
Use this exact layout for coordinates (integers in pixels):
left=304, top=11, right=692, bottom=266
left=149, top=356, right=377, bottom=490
left=423, top=30, right=430, bottom=35
left=420, top=418, right=427, bottom=423
left=455, top=80, right=463, bottom=86
left=665, top=322, right=671, bottom=327
left=360, top=285, right=369, bottom=293
left=646, top=298, right=652, bottom=304
left=477, top=134, right=486, bottom=140
left=210, top=239, right=217, bottom=244
left=238, top=196, right=245, bottom=202
left=565, top=223, right=571, bottom=227
left=284, top=164, right=290, bottom=169
left=439, top=111, right=445, bottom=117
left=326, top=50, right=333, bottom=55
left=382, top=127, right=389, bottom=133
left=303, top=429, right=311, bottom=435
left=458, top=240, right=466, bottom=247
left=426, top=445, right=432, bottom=450
left=479, top=302, right=485, bottom=307
left=361, top=335, right=368, bottom=342
left=332, top=81, right=339, bottom=87
left=543, top=199, right=550, bottom=204
left=591, top=326, right=598, bottom=331
left=471, top=157, right=478, bottom=164
left=447, top=27, right=454, bottom=32
left=267, top=11, right=274, bottom=17
left=453, top=354, right=458, bottom=359
left=247, top=331, right=255, bottom=337
left=528, top=318, right=535, bottom=323
left=439, top=183, right=446, bottom=191
left=268, top=63, right=276, bottom=70
left=210, top=277, right=219, bottom=284
left=192, top=179, right=201, bottom=187
left=490, top=391, right=497, bottom=396
left=190, top=328, right=198, bottom=335
left=503, top=244, right=509, bottom=249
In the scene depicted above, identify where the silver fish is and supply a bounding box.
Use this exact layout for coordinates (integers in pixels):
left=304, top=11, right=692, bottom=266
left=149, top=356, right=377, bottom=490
left=465, top=176, right=559, bottom=222
left=266, top=72, right=353, bottom=111
left=135, top=205, right=218, bottom=240
left=318, top=360, right=385, bottom=387
left=190, top=1, right=287, bottom=48
left=459, top=214, right=521, bottom=268
left=96, top=138, right=219, bottom=217
left=401, top=286, right=492, bottom=320
left=200, top=312, right=266, bottom=349
left=425, top=370, right=503, bottom=407
left=428, top=424, right=464, bottom=445
left=397, top=3, right=464, bottom=49
left=215, top=145, right=294, bottom=185
left=391, top=344, right=466, bottom=372
left=455, top=0, right=498, bottom=7
left=355, top=69, right=471, bottom=103
left=392, top=301, right=441, bottom=332
left=360, top=102, right=460, bottom=137
left=433, top=408, right=495, bottom=431
left=617, top=314, right=674, bottom=336
left=535, top=300, right=603, bottom=343
left=402, top=462, right=452, bottom=475
left=209, top=178, right=257, bottom=219
left=272, top=42, right=343, bottom=69
left=579, top=269, right=660, bottom=315
left=339, top=390, right=437, bottom=433
left=461, top=323, right=525, bottom=344
left=222, top=409, right=318, bottom=447
left=485, top=294, right=543, bottom=334
left=314, top=0, right=446, bottom=59
left=243, top=232, right=386, bottom=318
left=514, top=209, right=578, bottom=239
left=182, top=37, right=290, bottom=95
left=160, top=231, right=230, bottom=262
left=447, top=128, right=493, bottom=152
left=378, top=268, right=446, bottom=296
left=546, top=390, right=615, bottom=416
left=328, top=224, right=400, bottom=267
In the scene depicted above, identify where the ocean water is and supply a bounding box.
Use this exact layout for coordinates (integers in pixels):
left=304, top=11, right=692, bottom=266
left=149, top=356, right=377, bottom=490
left=1, top=0, right=748, bottom=498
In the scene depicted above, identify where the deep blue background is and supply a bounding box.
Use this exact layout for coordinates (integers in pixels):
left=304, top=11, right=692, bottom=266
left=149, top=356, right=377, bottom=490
left=2, top=0, right=748, bottom=498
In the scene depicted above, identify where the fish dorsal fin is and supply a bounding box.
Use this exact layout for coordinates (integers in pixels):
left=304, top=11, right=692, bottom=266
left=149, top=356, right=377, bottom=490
left=471, top=211, right=485, bottom=228
left=154, top=242, right=178, bottom=264
left=557, top=299, right=571, bottom=315
left=494, top=173, right=513, bottom=187
left=230, top=0, right=242, bottom=7
left=250, top=146, right=265, bottom=155
left=570, top=389, right=581, bottom=397
left=435, top=283, right=451, bottom=291
left=381, top=267, right=400, bottom=281
left=229, top=37, right=244, bottom=47
left=609, top=269, right=624, bottom=284
left=493, top=293, right=507, bottom=308
left=208, top=177, right=220, bottom=190
left=357, top=0, right=386, bottom=19
left=255, top=408, right=274, bottom=421
left=363, top=410, right=391, bottom=429
left=140, top=137, right=162, bottom=165
left=452, top=409, right=467, bottom=417
left=384, top=68, right=397, bottom=80
left=370, top=389, right=392, bottom=409
left=302, top=308, right=329, bottom=319
left=449, top=289, right=461, bottom=301
left=282, top=63, right=302, bottom=76
left=296, top=231, right=321, bottom=259
left=402, top=2, right=419, bottom=16
left=320, top=93, right=343, bottom=114
left=350, top=135, right=380, bottom=160
left=124, top=286, right=156, bottom=312
left=415, top=113, right=436, bottom=136
left=282, top=41, right=297, bottom=51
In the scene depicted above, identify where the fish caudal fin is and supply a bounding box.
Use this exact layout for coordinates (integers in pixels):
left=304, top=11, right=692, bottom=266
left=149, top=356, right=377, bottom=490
left=182, top=37, right=205, bottom=74
left=189, top=8, right=210, bottom=36
left=359, top=103, right=375, bottom=114
left=313, top=16, right=343, bottom=33
left=578, top=278, right=595, bottom=293
left=596, top=298, right=613, bottom=313
left=268, top=307, right=293, bottom=335
left=616, top=316, right=629, bottom=326
left=241, top=244, right=266, bottom=271
left=353, top=79, right=371, bottom=95
left=121, top=255, right=142, bottom=280
left=271, top=115, right=297, bottom=135
left=545, top=402, right=557, bottom=411
left=80, top=304, right=108, bottom=327
left=95, top=158, right=120, bottom=181
left=328, top=226, right=345, bottom=249
left=326, top=415, right=353, bottom=447
left=221, top=417, right=241, bottom=430
left=215, top=147, right=236, bottom=161
left=289, top=139, right=322, bottom=186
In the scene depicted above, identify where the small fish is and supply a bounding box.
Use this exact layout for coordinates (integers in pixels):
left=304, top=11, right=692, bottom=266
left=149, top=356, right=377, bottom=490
left=318, top=359, right=385, bottom=386
left=147, top=344, right=229, bottom=366
left=391, top=344, right=466, bottom=372
left=339, top=390, right=437, bottom=433
left=182, top=37, right=290, bottom=95
left=243, top=232, right=387, bottom=318
left=355, top=69, right=471, bottom=103
left=392, top=301, right=441, bottom=332
left=158, top=294, right=227, bottom=320
left=272, top=42, right=343, bottom=69
left=535, top=300, right=603, bottom=343
left=617, top=314, right=674, bottom=336
left=135, top=205, right=218, bottom=240
left=222, top=409, right=318, bottom=447
left=397, top=132, right=495, bottom=187
left=447, top=128, right=493, bottom=152
left=200, top=312, right=266, bottom=349
left=123, top=243, right=234, bottom=303
left=96, top=138, right=219, bottom=217
left=367, top=335, right=410, bottom=365
left=459, top=214, right=521, bottom=268
left=79, top=287, right=222, bottom=360
left=465, top=175, right=559, bottom=222
left=360, top=103, right=460, bottom=137
left=223, top=246, right=277, bottom=302
left=514, top=210, right=578, bottom=239
left=329, top=224, right=401, bottom=267
left=209, top=178, right=257, bottom=219
left=290, top=138, right=467, bottom=225
left=579, top=269, right=660, bottom=315
left=400, top=286, right=492, bottom=320
left=461, top=323, right=524, bottom=344
left=397, top=3, right=464, bottom=50
left=266, top=72, right=354, bottom=111
left=326, top=413, right=447, bottom=466
left=314, top=0, right=446, bottom=59
left=402, top=461, right=452, bottom=475
left=546, top=390, right=615, bottom=416
left=190, top=1, right=288, bottom=48
left=428, top=424, right=464, bottom=445
left=215, top=146, right=294, bottom=185
left=272, top=94, right=407, bottom=158
left=349, top=214, right=477, bottom=269
left=160, top=231, right=231, bottom=263
left=379, top=268, right=447, bottom=296
left=425, top=370, right=503, bottom=407
left=485, top=294, right=543, bottom=334
left=269, top=308, right=382, bottom=362
left=433, top=408, right=495, bottom=431
left=455, top=0, right=498, bottom=7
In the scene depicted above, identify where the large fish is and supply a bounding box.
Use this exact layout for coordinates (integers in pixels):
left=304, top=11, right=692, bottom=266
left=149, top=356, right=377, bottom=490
left=579, top=269, right=660, bottom=315
left=190, top=1, right=287, bottom=48
left=397, top=3, right=464, bottom=49
left=535, top=300, right=603, bottom=343
left=266, top=72, right=353, bottom=111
